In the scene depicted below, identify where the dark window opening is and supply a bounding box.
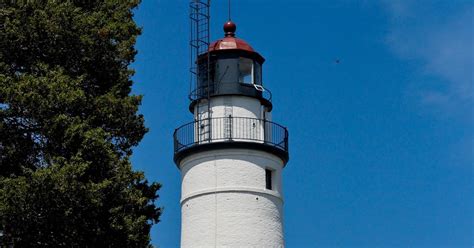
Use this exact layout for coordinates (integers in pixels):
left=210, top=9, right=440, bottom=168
left=265, top=169, right=273, bottom=190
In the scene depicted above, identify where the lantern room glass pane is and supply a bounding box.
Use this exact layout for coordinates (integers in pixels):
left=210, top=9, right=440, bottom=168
left=238, top=57, right=253, bottom=84
left=254, top=62, right=262, bottom=85
left=216, top=58, right=239, bottom=84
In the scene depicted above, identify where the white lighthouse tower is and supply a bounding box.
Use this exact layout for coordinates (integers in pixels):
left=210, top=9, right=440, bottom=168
left=174, top=16, right=289, bottom=247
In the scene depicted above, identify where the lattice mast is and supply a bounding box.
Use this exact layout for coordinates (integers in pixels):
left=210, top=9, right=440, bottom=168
left=189, top=0, right=211, bottom=141
left=189, top=1, right=211, bottom=106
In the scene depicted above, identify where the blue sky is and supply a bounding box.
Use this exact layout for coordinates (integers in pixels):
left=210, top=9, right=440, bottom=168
left=131, top=1, right=473, bottom=247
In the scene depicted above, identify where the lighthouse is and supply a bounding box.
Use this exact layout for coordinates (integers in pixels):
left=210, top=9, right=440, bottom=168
left=173, top=19, right=289, bottom=247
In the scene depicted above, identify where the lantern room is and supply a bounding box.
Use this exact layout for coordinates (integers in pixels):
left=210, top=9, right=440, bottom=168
left=190, top=21, right=272, bottom=111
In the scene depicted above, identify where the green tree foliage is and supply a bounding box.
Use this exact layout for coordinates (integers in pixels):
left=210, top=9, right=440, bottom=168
left=0, top=1, right=161, bottom=247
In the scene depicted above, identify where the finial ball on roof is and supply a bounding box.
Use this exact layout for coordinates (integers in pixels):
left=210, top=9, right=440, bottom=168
left=224, top=21, right=237, bottom=37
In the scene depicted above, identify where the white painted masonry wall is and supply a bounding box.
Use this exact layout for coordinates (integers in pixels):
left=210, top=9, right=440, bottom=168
left=180, top=149, right=284, bottom=248
left=194, top=95, right=272, bottom=121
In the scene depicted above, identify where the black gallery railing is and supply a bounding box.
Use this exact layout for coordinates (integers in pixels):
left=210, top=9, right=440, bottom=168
left=174, top=117, right=288, bottom=154
left=188, top=82, right=273, bottom=102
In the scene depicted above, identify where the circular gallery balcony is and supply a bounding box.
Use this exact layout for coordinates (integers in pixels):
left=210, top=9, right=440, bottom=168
left=173, top=117, right=289, bottom=165
left=188, top=83, right=273, bottom=113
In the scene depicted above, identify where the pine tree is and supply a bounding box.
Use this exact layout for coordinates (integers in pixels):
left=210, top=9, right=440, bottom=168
left=0, top=1, right=161, bottom=247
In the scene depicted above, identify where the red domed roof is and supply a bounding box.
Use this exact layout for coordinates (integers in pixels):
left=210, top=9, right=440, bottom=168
left=209, top=37, right=255, bottom=52
left=208, top=21, right=255, bottom=53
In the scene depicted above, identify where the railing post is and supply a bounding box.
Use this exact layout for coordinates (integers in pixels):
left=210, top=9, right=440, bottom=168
left=229, top=115, right=233, bottom=141
left=263, top=119, right=267, bottom=144
left=173, top=129, right=177, bottom=152
left=207, top=117, right=211, bottom=142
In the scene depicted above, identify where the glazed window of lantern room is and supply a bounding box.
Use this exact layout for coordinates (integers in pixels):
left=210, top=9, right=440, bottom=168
left=238, top=57, right=253, bottom=84
left=254, top=62, right=262, bottom=85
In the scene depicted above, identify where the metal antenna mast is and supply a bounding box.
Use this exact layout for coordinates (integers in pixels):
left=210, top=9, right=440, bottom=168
left=189, top=0, right=211, bottom=140
left=228, top=0, right=231, bottom=20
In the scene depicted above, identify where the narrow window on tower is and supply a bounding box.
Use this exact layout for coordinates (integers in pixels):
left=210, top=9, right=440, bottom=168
left=265, top=169, right=273, bottom=190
